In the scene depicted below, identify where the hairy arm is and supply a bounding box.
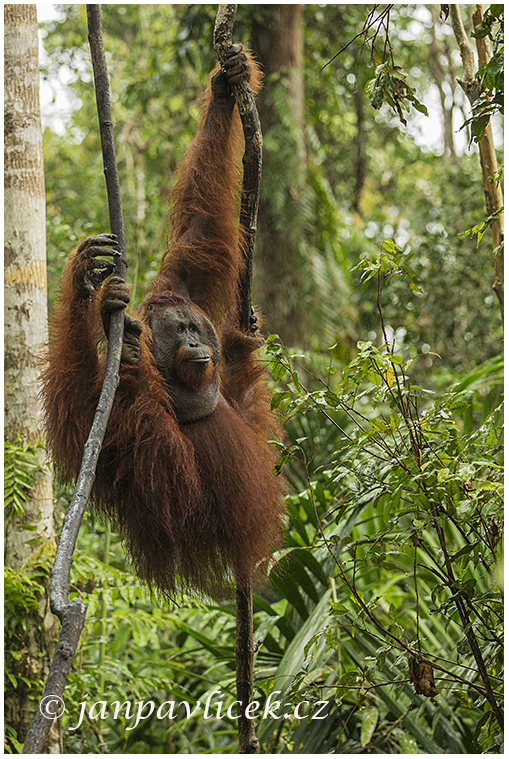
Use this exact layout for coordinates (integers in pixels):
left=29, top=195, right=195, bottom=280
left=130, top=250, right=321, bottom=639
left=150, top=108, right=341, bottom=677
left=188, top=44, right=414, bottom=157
left=41, top=236, right=181, bottom=483
left=151, top=46, right=262, bottom=326
left=41, top=236, right=116, bottom=477
left=220, top=312, right=278, bottom=440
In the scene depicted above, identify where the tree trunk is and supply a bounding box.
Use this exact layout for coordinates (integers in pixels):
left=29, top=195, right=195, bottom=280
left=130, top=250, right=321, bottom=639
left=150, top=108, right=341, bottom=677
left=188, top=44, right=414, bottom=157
left=4, top=5, right=60, bottom=752
left=450, top=4, right=504, bottom=319
left=352, top=84, right=366, bottom=213
left=429, top=5, right=457, bottom=161
left=251, top=5, right=309, bottom=347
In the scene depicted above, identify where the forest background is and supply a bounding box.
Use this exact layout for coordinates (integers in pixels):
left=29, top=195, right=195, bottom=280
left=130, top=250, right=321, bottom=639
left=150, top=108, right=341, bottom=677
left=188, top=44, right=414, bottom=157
left=5, top=3, right=503, bottom=754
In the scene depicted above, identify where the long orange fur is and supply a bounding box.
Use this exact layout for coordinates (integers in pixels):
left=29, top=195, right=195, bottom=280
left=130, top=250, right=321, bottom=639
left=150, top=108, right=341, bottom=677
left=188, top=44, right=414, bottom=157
left=41, top=52, right=284, bottom=598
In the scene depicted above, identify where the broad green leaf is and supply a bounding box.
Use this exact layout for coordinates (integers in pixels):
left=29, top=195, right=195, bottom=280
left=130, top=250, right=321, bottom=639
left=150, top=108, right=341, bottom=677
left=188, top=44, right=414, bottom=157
left=360, top=705, right=379, bottom=746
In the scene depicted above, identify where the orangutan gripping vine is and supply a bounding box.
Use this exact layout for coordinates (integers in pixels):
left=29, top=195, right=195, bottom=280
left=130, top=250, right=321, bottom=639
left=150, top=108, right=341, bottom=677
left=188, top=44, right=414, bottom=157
left=42, top=45, right=285, bottom=598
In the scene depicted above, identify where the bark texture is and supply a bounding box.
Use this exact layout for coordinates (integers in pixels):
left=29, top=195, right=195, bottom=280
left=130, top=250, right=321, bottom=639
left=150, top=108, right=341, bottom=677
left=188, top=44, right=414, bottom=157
left=251, top=4, right=309, bottom=346
left=4, top=4, right=60, bottom=752
left=429, top=5, right=458, bottom=161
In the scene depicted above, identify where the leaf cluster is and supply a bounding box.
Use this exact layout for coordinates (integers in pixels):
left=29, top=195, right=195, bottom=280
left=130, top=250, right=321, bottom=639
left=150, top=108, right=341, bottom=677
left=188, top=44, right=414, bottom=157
left=466, top=4, right=504, bottom=144
left=262, top=250, right=503, bottom=752
left=4, top=439, right=46, bottom=522
left=366, top=61, right=428, bottom=126
left=5, top=567, right=47, bottom=697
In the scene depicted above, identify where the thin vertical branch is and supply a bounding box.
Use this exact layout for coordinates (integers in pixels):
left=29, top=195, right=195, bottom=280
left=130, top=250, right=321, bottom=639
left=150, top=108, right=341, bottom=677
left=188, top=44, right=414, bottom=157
left=23, top=7, right=126, bottom=752
left=214, top=6, right=262, bottom=753
left=450, top=4, right=504, bottom=319
left=235, top=580, right=259, bottom=754
left=214, top=4, right=262, bottom=331
left=86, top=5, right=127, bottom=270
left=413, top=544, right=421, bottom=653
left=450, top=5, right=477, bottom=84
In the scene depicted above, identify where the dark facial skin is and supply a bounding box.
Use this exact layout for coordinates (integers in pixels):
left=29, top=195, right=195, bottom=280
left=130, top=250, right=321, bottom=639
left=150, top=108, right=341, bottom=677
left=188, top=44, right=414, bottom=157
left=150, top=304, right=221, bottom=423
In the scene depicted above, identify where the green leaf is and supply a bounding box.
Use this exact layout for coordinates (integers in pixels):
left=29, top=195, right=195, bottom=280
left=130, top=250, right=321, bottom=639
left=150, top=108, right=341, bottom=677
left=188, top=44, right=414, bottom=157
left=411, top=99, right=429, bottom=115
left=478, top=481, right=503, bottom=494
left=324, top=390, right=340, bottom=407
left=271, top=391, right=290, bottom=410
left=449, top=541, right=481, bottom=563
left=7, top=673, right=18, bottom=688
left=271, top=357, right=287, bottom=382
left=382, top=239, right=397, bottom=253
left=360, top=705, right=379, bottom=746
left=394, top=729, right=419, bottom=753
left=390, top=413, right=400, bottom=429
left=371, top=86, right=384, bottom=109
left=384, top=367, right=395, bottom=387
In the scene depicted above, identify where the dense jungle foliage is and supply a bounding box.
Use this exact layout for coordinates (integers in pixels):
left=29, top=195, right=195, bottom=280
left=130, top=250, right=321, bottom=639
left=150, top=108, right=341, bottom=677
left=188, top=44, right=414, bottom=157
left=6, top=4, right=503, bottom=754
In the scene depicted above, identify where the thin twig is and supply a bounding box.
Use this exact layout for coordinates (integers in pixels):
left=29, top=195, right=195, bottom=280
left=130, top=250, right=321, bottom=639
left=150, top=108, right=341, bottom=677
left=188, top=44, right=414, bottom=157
left=321, top=5, right=394, bottom=70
